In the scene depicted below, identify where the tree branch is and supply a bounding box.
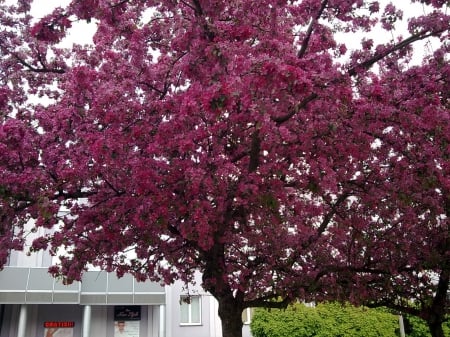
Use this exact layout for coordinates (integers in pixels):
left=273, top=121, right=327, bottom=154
left=12, top=52, right=66, bottom=74
left=180, top=0, right=197, bottom=13
left=273, top=93, right=318, bottom=125
left=315, top=264, right=393, bottom=280
left=139, top=81, right=168, bottom=97
left=302, top=191, right=350, bottom=249
left=317, top=193, right=348, bottom=235
left=55, top=190, right=98, bottom=200
left=102, top=177, right=125, bottom=196
left=366, top=299, right=422, bottom=316
left=109, top=0, right=130, bottom=8
left=297, top=0, right=329, bottom=58
left=191, top=0, right=204, bottom=16
left=231, top=151, right=248, bottom=164
left=245, top=295, right=291, bottom=310
left=428, top=268, right=450, bottom=321
left=348, top=28, right=447, bottom=76
left=248, top=128, right=261, bottom=173
left=187, top=0, right=215, bottom=40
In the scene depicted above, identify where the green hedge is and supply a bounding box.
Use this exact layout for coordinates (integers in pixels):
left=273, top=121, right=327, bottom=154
left=250, top=302, right=449, bottom=337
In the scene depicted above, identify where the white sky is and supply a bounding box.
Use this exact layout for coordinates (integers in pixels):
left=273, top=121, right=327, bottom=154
left=27, top=0, right=441, bottom=63
left=30, top=0, right=96, bottom=46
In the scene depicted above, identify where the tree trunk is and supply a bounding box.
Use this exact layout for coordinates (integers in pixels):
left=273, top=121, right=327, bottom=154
left=428, top=321, right=445, bottom=337
left=426, top=269, right=449, bottom=337
left=217, top=295, right=244, bottom=337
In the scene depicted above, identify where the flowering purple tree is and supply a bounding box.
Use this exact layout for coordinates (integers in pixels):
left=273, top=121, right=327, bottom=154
left=0, top=1, right=448, bottom=337
left=316, top=53, right=449, bottom=337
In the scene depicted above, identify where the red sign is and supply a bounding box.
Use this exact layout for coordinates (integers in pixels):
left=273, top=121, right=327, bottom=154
left=44, top=322, right=75, bottom=328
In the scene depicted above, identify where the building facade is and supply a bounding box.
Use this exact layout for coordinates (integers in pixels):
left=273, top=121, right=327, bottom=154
left=0, top=248, right=252, bottom=337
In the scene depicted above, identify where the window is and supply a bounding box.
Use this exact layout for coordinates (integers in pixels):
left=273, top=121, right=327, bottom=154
left=242, top=308, right=254, bottom=325
left=180, top=295, right=201, bottom=325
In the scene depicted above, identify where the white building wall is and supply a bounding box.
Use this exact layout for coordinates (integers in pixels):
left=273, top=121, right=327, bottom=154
left=3, top=237, right=255, bottom=337
left=166, top=273, right=254, bottom=337
left=209, top=296, right=222, bottom=337
left=166, top=274, right=216, bottom=337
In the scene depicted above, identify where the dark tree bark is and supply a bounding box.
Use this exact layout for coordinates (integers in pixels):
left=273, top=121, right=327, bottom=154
left=427, top=321, right=445, bottom=337
left=426, top=273, right=449, bottom=337
left=217, top=294, right=245, bottom=337
left=426, top=269, right=449, bottom=337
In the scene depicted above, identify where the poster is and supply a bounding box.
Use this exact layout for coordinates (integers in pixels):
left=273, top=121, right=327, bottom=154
left=114, top=306, right=141, bottom=321
left=44, top=327, right=74, bottom=337
left=114, top=306, right=141, bottom=337
left=114, top=320, right=140, bottom=337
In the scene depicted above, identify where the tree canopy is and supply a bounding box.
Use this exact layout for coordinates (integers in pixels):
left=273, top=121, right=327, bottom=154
left=0, top=1, right=448, bottom=337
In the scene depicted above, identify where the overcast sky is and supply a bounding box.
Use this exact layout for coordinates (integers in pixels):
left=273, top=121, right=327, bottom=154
left=28, top=0, right=440, bottom=62
left=30, top=0, right=96, bottom=46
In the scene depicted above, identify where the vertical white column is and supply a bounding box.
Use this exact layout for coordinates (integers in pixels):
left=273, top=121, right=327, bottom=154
left=17, top=304, right=27, bottom=337
left=164, top=285, right=172, bottom=337
left=82, top=305, right=92, bottom=337
left=398, top=315, right=406, bottom=337
left=159, top=305, right=165, bottom=337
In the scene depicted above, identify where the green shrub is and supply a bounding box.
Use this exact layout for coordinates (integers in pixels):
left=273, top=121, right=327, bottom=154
left=251, top=302, right=449, bottom=337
